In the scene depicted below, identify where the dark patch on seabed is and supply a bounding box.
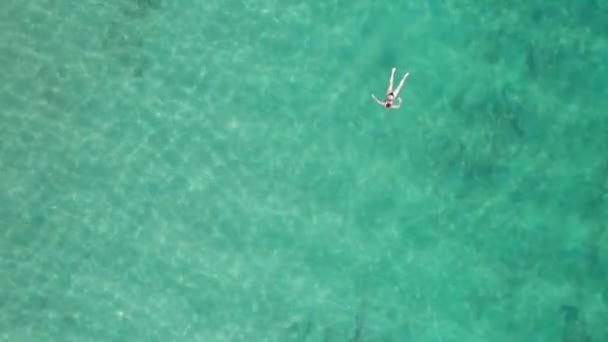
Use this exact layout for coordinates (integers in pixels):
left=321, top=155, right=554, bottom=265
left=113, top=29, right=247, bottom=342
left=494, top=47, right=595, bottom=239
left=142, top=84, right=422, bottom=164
left=122, top=0, right=163, bottom=19
left=99, top=1, right=163, bottom=77
left=280, top=303, right=378, bottom=341
left=560, top=304, right=592, bottom=342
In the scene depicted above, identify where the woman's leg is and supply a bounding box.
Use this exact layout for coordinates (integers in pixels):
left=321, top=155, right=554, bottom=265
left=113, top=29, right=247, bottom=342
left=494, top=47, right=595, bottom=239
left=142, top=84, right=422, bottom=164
left=387, top=67, right=396, bottom=94
left=393, top=72, right=409, bottom=97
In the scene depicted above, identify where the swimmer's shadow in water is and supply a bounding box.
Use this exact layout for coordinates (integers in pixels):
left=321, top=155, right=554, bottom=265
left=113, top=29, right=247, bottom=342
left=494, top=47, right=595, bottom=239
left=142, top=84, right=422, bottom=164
left=101, top=21, right=151, bottom=78
left=121, top=0, right=163, bottom=19
left=280, top=302, right=384, bottom=341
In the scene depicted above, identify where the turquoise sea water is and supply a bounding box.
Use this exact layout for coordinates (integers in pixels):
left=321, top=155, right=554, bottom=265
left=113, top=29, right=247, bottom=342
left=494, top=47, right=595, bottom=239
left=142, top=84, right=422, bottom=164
left=1, top=1, right=607, bottom=341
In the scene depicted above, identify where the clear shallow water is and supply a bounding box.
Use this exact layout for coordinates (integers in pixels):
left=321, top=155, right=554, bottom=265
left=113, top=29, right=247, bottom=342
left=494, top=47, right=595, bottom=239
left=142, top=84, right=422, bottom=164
left=1, top=1, right=607, bottom=341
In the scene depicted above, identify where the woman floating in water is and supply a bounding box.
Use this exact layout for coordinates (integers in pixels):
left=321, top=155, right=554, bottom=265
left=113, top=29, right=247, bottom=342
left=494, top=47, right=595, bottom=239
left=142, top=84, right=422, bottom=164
left=372, top=67, right=409, bottom=109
